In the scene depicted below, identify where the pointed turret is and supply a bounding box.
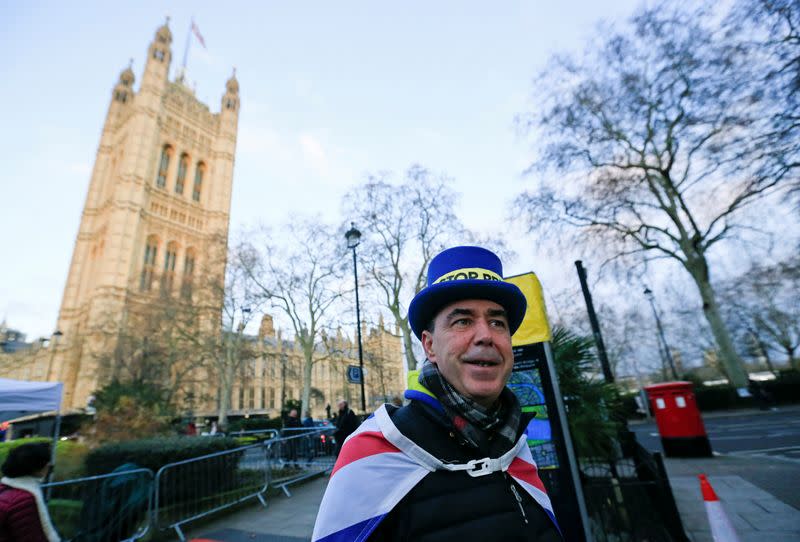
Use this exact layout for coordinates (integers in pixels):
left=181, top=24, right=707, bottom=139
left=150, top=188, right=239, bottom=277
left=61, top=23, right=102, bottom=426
left=111, top=60, right=135, bottom=106
left=222, top=69, right=240, bottom=113
left=220, top=69, right=240, bottom=138
left=140, top=18, right=172, bottom=102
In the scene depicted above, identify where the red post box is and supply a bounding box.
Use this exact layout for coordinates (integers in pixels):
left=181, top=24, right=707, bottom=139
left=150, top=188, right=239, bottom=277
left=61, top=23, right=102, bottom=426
left=644, top=381, right=712, bottom=457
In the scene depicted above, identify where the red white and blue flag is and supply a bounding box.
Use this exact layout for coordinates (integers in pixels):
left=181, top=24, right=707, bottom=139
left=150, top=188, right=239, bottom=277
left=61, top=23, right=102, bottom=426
left=312, top=405, right=557, bottom=542
left=191, top=20, right=206, bottom=49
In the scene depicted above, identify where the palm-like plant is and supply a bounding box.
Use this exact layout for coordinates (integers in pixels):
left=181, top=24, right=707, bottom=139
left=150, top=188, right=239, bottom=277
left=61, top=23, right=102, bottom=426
left=550, top=326, right=622, bottom=459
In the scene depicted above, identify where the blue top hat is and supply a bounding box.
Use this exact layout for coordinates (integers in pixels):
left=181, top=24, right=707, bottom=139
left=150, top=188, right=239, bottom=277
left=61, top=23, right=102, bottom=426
left=408, top=246, right=527, bottom=339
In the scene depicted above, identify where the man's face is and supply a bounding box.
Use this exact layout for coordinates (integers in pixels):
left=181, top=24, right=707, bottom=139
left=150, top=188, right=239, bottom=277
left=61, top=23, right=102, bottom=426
left=337, top=401, right=346, bottom=411
left=289, top=409, right=298, bottom=418
left=421, top=299, right=514, bottom=408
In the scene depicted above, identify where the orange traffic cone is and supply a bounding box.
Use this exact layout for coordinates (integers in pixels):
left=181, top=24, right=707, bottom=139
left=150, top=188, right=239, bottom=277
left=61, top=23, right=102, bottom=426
left=699, top=474, right=740, bottom=542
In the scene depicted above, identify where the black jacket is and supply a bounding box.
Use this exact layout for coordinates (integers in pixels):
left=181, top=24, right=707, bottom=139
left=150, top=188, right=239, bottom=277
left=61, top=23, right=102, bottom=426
left=368, top=400, right=562, bottom=542
left=335, top=407, right=360, bottom=443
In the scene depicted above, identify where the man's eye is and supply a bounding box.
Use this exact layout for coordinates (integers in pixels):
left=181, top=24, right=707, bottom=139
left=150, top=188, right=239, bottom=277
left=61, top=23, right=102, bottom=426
left=490, top=320, right=508, bottom=328
left=453, top=318, right=471, bottom=327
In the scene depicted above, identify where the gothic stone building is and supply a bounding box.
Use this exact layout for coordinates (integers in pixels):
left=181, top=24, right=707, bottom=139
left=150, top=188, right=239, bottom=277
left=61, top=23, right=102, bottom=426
left=45, top=21, right=238, bottom=410
left=217, top=315, right=405, bottom=420
left=1, top=21, right=406, bottom=418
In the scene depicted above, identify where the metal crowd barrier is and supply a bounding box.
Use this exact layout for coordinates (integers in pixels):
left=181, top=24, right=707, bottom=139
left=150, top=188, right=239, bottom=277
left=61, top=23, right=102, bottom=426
left=40, top=430, right=336, bottom=541
left=267, top=427, right=337, bottom=496
left=154, top=442, right=271, bottom=540
left=41, top=467, right=154, bottom=542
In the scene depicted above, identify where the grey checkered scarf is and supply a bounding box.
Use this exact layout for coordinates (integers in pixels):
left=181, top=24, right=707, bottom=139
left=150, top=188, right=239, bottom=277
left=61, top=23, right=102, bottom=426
left=419, top=360, right=521, bottom=454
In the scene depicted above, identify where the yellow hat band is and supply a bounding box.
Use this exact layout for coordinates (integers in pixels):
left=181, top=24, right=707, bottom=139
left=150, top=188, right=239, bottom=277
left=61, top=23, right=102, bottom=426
left=433, top=267, right=503, bottom=284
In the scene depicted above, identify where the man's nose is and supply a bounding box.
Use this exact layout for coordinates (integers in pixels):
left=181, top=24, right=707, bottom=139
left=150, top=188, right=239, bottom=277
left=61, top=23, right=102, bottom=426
left=473, top=318, right=494, bottom=345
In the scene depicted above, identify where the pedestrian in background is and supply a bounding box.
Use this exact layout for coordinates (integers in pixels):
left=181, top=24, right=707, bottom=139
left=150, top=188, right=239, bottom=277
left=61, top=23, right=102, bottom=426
left=333, top=400, right=359, bottom=456
left=284, top=409, right=302, bottom=467
left=302, top=410, right=316, bottom=462
left=0, top=442, right=60, bottom=542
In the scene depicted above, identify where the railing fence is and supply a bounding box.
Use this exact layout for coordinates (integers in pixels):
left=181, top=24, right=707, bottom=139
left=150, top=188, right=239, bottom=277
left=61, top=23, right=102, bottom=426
left=42, top=467, right=154, bottom=542
left=41, top=429, right=335, bottom=542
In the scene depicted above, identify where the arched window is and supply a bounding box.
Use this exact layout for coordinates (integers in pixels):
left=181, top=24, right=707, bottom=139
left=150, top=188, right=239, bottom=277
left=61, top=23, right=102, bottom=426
left=192, top=162, right=205, bottom=202
left=181, top=248, right=196, bottom=299
left=140, top=236, right=159, bottom=291
left=156, top=145, right=172, bottom=188
left=162, top=242, right=178, bottom=294
left=176, top=153, right=189, bottom=195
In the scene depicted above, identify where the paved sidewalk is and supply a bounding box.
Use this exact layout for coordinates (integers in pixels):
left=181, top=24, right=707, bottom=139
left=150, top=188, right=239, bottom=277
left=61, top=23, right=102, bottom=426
left=181, top=452, right=800, bottom=542
left=186, top=476, right=327, bottom=542
left=664, top=455, right=800, bottom=541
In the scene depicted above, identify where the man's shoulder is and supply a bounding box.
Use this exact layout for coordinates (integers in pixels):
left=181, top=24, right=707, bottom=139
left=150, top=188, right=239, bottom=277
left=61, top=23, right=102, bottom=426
left=386, top=400, right=456, bottom=454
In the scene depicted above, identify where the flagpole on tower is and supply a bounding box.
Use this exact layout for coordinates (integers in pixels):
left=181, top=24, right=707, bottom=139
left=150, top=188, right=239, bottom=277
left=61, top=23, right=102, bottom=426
left=178, top=18, right=193, bottom=83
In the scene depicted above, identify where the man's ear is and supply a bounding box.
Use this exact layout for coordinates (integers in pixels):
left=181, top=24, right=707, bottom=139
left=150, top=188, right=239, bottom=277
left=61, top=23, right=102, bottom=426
left=421, top=330, right=436, bottom=361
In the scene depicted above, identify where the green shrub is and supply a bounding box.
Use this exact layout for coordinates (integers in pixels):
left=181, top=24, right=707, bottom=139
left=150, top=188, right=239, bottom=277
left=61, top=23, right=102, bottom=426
left=692, top=374, right=800, bottom=411
left=51, top=440, right=90, bottom=480
left=47, top=498, right=83, bottom=539
left=551, top=326, right=623, bottom=459
left=228, top=416, right=282, bottom=432
left=86, top=436, right=247, bottom=507
left=694, top=385, right=747, bottom=411
left=85, top=436, right=243, bottom=476
left=619, top=393, right=646, bottom=420
left=765, top=370, right=800, bottom=403
left=0, top=438, right=89, bottom=481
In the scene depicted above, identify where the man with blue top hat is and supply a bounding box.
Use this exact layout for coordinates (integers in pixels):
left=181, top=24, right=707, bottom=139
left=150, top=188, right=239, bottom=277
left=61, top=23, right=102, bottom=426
left=312, top=246, right=561, bottom=542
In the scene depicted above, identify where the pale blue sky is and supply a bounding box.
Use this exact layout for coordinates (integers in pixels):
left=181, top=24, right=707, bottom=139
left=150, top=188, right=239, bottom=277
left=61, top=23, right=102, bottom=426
left=1, top=1, right=652, bottom=339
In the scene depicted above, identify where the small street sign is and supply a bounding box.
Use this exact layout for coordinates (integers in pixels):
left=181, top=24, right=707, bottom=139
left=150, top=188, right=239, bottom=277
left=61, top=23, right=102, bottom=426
left=347, top=365, right=362, bottom=384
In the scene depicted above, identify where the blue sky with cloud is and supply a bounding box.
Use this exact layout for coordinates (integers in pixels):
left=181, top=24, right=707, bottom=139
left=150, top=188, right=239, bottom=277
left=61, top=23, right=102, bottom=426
left=1, top=1, right=652, bottom=339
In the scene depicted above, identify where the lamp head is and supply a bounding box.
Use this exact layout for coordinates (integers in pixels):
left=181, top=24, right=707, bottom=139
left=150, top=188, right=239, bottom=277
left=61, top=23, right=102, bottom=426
left=345, top=222, right=361, bottom=249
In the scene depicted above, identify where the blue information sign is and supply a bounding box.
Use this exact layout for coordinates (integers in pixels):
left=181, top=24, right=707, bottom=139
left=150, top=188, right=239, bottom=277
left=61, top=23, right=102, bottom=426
left=347, top=365, right=362, bottom=384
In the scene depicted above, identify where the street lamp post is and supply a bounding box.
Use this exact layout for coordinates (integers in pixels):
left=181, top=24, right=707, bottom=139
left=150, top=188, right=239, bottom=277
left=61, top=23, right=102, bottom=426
left=345, top=223, right=367, bottom=414
left=644, top=287, right=679, bottom=380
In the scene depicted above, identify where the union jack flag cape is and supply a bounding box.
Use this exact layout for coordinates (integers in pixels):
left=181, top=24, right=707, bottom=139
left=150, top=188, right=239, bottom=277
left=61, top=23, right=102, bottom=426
left=312, top=403, right=557, bottom=542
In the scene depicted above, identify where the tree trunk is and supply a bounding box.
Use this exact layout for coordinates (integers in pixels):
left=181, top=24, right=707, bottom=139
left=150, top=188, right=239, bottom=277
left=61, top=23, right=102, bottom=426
left=280, top=353, right=287, bottom=414
left=301, top=343, right=313, bottom=418
left=686, top=256, right=750, bottom=389
left=398, top=315, right=418, bottom=372
left=753, top=333, right=777, bottom=374
left=386, top=305, right=418, bottom=372
left=218, top=363, right=235, bottom=431
left=786, top=347, right=798, bottom=371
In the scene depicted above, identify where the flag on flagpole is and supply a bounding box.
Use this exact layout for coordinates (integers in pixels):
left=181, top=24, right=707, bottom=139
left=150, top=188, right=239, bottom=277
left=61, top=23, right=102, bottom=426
left=191, top=20, right=206, bottom=49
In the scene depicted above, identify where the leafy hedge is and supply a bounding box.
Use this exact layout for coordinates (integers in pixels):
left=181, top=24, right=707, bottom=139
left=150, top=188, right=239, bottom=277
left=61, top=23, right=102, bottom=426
left=0, top=438, right=89, bottom=481
left=86, top=436, right=248, bottom=507
left=620, top=370, right=800, bottom=415
left=227, top=416, right=283, bottom=432
left=85, top=436, right=243, bottom=476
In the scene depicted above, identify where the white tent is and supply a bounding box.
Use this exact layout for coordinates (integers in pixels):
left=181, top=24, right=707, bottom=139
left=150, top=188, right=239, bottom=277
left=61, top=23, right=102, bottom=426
left=0, top=378, right=63, bottom=423
left=0, top=378, right=63, bottom=479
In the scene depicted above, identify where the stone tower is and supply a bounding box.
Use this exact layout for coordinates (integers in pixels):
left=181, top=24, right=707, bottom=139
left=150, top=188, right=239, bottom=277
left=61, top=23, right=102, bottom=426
left=51, top=20, right=240, bottom=409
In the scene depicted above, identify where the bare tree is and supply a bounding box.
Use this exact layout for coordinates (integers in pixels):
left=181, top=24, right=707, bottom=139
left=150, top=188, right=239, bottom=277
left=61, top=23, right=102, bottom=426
left=727, top=0, right=800, bottom=200
left=198, top=247, right=264, bottom=430
left=238, top=219, right=344, bottom=417
left=514, top=5, right=787, bottom=388
left=86, top=254, right=230, bottom=415
left=720, top=258, right=800, bottom=370
left=343, top=165, right=505, bottom=371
